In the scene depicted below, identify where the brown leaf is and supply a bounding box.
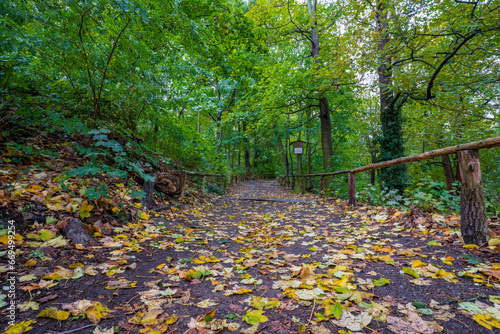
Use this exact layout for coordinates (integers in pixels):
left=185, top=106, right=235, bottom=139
left=38, top=294, right=58, bottom=303
left=229, top=303, right=244, bottom=313
left=56, top=218, right=68, bottom=230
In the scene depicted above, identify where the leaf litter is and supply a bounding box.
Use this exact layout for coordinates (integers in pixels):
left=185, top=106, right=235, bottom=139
left=1, top=178, right=500, bottom=333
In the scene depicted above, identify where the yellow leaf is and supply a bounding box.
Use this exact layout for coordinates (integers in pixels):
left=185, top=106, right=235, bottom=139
left=165, top=314, right=178, bottom=325
left=79, top=210, right=90, bottom=219
left=37, top=307, right=70, bottom=321
left=39, top=229, right=55, bottom=241
left=242, top=310, right=268, bottom=325
left=26, top=259, right=36, bottom=267
left=411, top=260, right=427, bottom=268
left=463, top=244, right=479, bottom=250
left=86, top=301, right=112, bottom=324
left=5, top=320, right=36, bottom=334
left=138, top=211, right=150, bottom=220
left=0, top=234, right=23, bottom=244
left=489, top=239, right=500, bottom=247
left=473, top=314, right=500, bottom=330
left=80, top=204, right=94, bottom=212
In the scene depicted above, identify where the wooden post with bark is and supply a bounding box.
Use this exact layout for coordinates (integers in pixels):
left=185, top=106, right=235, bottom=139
left=142, top=177, right=155, bottom=210
left=290, top=136, right=500, bottom=244
left=320, top=176, right=325, bottom=197
left=457, top=150, right=489, bottom=245
left=179, top=171, right=187, bottom=198
left=348, top=172, right=356, bottom=206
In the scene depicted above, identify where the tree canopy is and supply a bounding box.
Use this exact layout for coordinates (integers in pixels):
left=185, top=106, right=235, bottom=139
left=1, top=0, right=499, bottom=213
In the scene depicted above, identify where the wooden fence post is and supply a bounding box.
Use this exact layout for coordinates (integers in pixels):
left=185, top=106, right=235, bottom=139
left=457, top=150, right=489, bottom=245
left=348, top=172, right=356, bottom=206
left=179, top=171, right=187, bottom=198
left=202, top=175, right=206, bottom=193
left=320, top=176, right=325, bottom=197
left=143, top=178, right=155, bottom=209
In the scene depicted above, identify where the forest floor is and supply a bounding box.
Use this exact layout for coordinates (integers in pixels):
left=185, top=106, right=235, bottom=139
left=2, top=179, right=500, bottom=334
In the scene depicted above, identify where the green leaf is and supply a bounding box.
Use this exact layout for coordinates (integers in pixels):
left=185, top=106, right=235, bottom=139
left=412, top=301, right=425, bottom=309
left=46, top=217, right=58, bottom=224
left=461, top=254, right=484, bottom=265
left=372, top=277, right=390, bottom=286
left=242, top=310, right=268, bottom=325
left=401, top=267, right=419, bottom=278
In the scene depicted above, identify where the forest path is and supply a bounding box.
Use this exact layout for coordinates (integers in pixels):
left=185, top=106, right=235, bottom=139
left=12, top=180, right=497, bottom=334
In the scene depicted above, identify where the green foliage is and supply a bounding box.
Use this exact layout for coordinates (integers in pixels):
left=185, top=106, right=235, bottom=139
left=205, top=183, right=228, bottom=195
left=27, top=249, right=46, bottom=260
left=1, top=0, right=499, bottom=213
left=378, top=101, right=407, bottom=193
left=358, top=178, right=460, bottom=214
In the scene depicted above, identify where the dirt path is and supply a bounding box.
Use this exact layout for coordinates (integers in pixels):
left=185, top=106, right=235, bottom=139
left=4, top=180, right=499, bottom=334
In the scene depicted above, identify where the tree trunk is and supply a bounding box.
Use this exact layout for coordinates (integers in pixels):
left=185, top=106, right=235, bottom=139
left=376, top=1, right=407, bottom=193
left=307, top=1, right=334, bottom=186
left=197, top=111, right=201, bottom=133
left=442, top=155, right=454, bottom=191
left=253, top=138, right=259, bottom=168
left=370, top=152, right=376, bottom=185
left=458, top=150, right=489, bottom=245
left=277, top=139, right=289, bottom=179
left=243, top=123, right=250, bottom=174
left=319, top=97, right=334, bottom=170
left=231, top=143, right=235, bottom=184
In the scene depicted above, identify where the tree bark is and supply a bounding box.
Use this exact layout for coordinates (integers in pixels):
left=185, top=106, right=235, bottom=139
left=307, top=0, right=334, bottom=185
left=376, top=1, right=407, bottom=192
left=457, top=150, right=489, bottom=245
left=319, top=97, right=334, bottom=170
left=370, top=151, right=377, bottom=185
left=277, top=139, right=289, bottom=179
left=243, top=122, right=250, bottom=174
left=442, top=155, right=454, bottom=191
left=179, top=171, right=187, bottom=197
left=348, top=172, right=356, bottom=206
left=143, top=179, right=155, bottom=209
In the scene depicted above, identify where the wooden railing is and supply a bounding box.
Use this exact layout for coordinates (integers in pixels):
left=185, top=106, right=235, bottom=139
left=179, top=171, right=225, bottom=197
left=280, top=136, right=500, bottom=245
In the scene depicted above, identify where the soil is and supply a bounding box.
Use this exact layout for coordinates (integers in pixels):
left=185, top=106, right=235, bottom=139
left=1, top=180, right=499, bottom=334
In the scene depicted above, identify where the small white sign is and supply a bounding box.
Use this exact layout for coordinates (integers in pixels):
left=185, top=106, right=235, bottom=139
left=294, top=147, right=303, bottom=154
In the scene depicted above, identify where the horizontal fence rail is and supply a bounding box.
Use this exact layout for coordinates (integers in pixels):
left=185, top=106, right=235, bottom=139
left=279, top=135, right=500, bottom=245
left=290, top=136, right=500, bottom=178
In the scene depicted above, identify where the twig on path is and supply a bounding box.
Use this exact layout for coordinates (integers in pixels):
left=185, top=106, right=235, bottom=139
left=49, top=324, right=98, bottom=334
left=124, top=294, right=139, bottom=305
left=279, top=298, right=293, bottom=313
left=256, top=324, right=269, bottom=333
left=307, top=299, right=316, bottom=326
left=453, top=317, right=471, bottom=328
left=165, top=326, right=177, bottom=334
left=127, top=324, right=137, bottom=334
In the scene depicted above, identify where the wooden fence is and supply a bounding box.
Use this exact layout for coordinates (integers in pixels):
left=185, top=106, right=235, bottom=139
left=280, top=136, right=500, bottom=245
left=179, top=171, right=225, bottom=197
